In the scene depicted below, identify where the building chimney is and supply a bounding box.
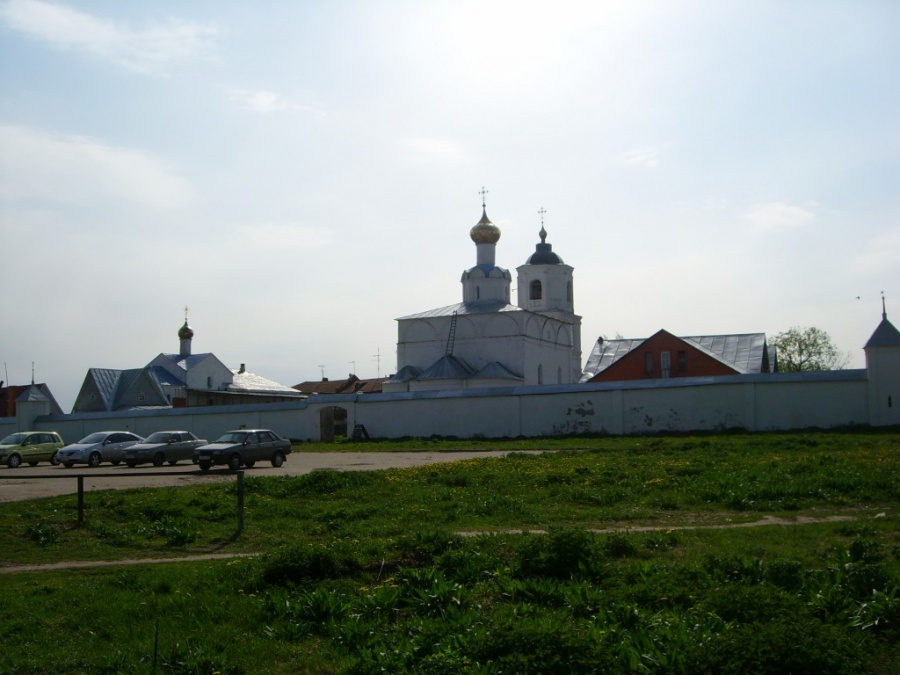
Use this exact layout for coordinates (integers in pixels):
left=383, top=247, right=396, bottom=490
left=239, top=363, right=246, bottom=374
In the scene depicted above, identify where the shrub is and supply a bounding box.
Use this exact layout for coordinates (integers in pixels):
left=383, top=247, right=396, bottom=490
left=395, top=529, right=463, bottom=566
left=686, top=616, right=869, bottom=675
left=255, top=541, right=360, bottom=587
left=515, top=528, right=603, bottom=580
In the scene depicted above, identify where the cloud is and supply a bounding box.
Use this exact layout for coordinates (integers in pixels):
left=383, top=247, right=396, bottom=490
left=227, top=88, right=324, bottom=117
left=402, top=137, right=470, bottom=163
left=0, top=0, right=221, bottom=75
left=623, top=147, right=661, bottom=168
left=742, top=201, right=817, bottom=232
left=0, top=124, right=195, bottom=210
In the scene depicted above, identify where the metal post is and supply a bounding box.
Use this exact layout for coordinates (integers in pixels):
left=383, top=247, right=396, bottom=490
left=77, top=476, right=84, bottom=526
left=236, top=471, right=244, bottom=534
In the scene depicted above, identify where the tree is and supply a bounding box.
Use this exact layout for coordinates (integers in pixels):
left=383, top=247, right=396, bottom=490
left=770, top=326, right=849, bottom=372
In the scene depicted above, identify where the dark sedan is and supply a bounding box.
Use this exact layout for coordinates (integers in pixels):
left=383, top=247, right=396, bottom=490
left=193, top=429, right=291, bottom=471
left=124, top=431, right=207, bottom=467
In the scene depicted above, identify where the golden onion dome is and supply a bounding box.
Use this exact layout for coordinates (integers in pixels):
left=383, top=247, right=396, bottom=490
left=469, top=208, right=501, bottom=245
left=178, top=320, right=194, bottom=340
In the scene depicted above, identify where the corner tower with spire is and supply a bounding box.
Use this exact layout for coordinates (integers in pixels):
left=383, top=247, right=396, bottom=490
left=865, top=293, right=900, bottom=426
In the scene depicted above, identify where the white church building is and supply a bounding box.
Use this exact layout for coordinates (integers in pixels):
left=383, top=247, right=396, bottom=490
left=384, top=201, right=582, bottom=392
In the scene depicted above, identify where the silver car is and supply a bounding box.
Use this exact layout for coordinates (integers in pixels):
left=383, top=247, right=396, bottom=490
left=57, top=431, right=144, bottom=468
left=123, top=431, right=207, bottom=467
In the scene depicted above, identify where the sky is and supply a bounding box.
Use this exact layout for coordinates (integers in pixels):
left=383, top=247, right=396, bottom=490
left=1, top=0, right=898, bottom=412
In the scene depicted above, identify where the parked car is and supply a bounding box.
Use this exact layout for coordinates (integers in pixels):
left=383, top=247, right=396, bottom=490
left=193, top=429, right=291, bottom=471
left=57, top=431, right=144, bottom=468
left=124, top=431, right=207, bottom=467
left=0, top=431, right=65, bottom=468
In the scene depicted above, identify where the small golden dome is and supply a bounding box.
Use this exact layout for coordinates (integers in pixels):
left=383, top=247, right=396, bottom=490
left=178, top=320, right=194, bottom=340
left=470, top=208, right=501, bottom=245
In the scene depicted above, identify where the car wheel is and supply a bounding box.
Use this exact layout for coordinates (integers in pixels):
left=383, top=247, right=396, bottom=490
left=153, top=453, right=165, bottom=468
left=126, top=461, right=137, bottom=468
left=50, top=451, right=60, bottom=466
left=87, top=452, right=102, bottom=468
left=227, top=454, right=242, bottom=471
left=63, top=462, right=74, bottom=468
left=244, top=460, right=255, bottom=468
left=199, top=462, right=211, bottom=471
left=168, top=459, right=178, bottom=466
left=271, top=451, right=285, bottom=468
left=29, top=461, right=38, bottom=467
left=7, top=454, right=21, bottom=469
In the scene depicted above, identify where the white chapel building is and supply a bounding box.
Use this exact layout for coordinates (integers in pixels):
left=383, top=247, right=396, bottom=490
left=383, top=201, right=582, bottom=392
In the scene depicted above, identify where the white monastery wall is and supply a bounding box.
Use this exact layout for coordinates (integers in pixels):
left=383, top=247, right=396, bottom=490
left=20, top=367, right=886, bottom=444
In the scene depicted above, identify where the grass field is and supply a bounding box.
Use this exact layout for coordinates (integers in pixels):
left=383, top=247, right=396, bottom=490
left=1, top=430, right=899, bottom=673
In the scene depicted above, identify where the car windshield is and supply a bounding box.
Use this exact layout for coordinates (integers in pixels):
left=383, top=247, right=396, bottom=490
left=0, top=433, right=28, bottom=444
left=215, top=432, right=248, bottom=444
left=144, top=432, right=173, bottom=443
left=78, top=432, right=108, bottom=444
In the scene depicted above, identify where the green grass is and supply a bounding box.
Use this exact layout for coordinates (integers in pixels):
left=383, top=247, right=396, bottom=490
left=1, top=430, right=899, bottom=673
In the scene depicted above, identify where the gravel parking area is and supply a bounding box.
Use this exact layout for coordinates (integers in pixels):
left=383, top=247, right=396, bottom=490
left=0, top=451, right=541, bottom=502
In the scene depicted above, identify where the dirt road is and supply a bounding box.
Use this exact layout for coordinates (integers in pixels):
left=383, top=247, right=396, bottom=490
left=0, top=451, right=538, bottom=503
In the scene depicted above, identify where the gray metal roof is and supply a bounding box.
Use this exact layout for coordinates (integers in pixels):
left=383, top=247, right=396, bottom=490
left=397, top=301, right=521, bottom=321
left=80, top=367, right=169, bottom=412
left=14, top=383, right=64, bottom=414
left=385, top=365, right=422, bottom=384
left=472, top=361, right=523, bottom=380
left=580, top=332, right=769, bottom=381
left=684, top=333, right=768, bottom=374
left=229, top=370, right=303, bottom=396
left=157, top=352, right=216, bottom=371
left=579, top=339, right=646, bottom=382
left=865, top=315, right=900, bottom=349
left=148, top=365, right=185, bottom=386
left=416, top=355, right=475, bottom=380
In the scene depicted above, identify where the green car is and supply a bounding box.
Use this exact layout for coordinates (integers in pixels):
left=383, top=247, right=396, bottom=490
left=0, top=431, right=65, bottom=468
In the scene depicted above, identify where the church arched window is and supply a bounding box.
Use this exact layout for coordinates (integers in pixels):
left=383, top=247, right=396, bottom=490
left=530, top=280, right=542, bottom=300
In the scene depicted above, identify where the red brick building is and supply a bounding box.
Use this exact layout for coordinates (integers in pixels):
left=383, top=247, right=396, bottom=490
left=581, top=329, right=772, bottom=383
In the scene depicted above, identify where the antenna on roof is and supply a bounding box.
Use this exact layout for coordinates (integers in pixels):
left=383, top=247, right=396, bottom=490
left=318, top=365, right=325, bottom=380
left=372, top=348, right=381, bottom=378
left=31, top=362, right=34, bottom=385
left=882, top=290, right=887, bottom=319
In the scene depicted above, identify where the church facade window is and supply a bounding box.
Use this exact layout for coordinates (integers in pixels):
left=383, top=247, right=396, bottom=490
left=530, top=280, right=542, bottom=300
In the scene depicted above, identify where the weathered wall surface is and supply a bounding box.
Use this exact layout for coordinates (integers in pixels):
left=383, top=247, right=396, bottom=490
left=17, top=368, right=879, bottom=444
